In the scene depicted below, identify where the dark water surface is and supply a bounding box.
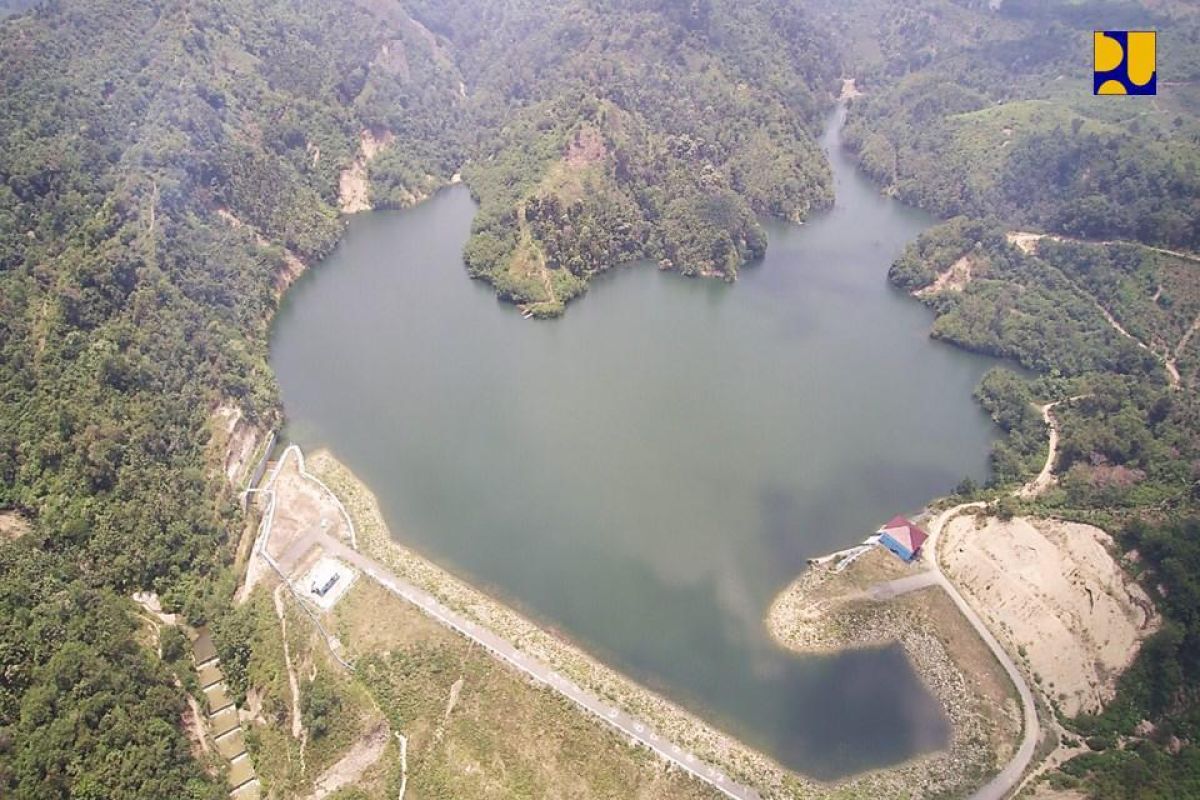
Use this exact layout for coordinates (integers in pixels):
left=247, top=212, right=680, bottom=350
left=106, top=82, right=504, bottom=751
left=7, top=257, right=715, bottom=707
left=270, top=106, right=1000, bottom=778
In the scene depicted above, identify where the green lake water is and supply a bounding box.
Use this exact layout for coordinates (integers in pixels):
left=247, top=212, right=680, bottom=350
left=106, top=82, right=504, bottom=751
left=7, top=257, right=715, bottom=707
left=270, top=105, right=1001, bottom=779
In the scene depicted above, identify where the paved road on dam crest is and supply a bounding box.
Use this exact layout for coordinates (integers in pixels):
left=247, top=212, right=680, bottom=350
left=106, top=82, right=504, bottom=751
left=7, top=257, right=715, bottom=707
left=255, top=445, right=762, bottom=800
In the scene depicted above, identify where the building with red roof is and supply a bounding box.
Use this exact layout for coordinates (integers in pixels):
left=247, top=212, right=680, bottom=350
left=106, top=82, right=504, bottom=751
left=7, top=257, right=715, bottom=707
left=877, top=515, right=928, bottom=563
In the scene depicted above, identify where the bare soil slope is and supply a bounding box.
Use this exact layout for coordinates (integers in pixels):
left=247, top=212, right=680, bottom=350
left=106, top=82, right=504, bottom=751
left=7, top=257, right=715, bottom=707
left=941, top=515, right=1157, bottom=716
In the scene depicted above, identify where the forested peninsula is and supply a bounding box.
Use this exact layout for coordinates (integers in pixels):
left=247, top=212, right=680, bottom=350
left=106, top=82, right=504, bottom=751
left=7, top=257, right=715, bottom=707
left=397, top=0, right=840, bottom=316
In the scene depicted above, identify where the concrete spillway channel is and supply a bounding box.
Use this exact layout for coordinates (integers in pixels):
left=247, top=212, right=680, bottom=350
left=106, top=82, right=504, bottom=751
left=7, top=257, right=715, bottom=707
left=191, top=628, right=261, bottom=800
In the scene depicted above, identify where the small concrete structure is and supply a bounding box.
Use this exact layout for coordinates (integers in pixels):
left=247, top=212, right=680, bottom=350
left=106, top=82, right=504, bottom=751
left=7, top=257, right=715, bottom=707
left=192, top=626, right=218, bottom=667
left=230, top=780, right=261, bottom=800
left=197, top=662, right=224, bottom=690
left=204, top=682, right=235, bottom=715
left=216, top=728, right=248, bottom=761
left=190, top=622, right=257, bottom=797
left=210, top=706, right=241, bottom=738
left=311, top=561, right=341, bottom=596
left=228, top=753, right=256, bottom=791
left=300, top=555, right=355, bottom=609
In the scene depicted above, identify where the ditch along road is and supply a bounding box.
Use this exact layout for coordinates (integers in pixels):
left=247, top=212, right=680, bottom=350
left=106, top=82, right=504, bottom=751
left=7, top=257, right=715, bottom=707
left=250, top=445, right=761, bottom=800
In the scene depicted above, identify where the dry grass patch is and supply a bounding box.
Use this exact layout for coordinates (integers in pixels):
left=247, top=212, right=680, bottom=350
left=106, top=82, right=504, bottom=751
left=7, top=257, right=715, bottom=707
left=828, top=545, right=914, bottom=590
left=355, top=618, right=722, bottom=800
left=0, top=510, right=31, bottom=541
left=333, top=578, right=719, bottom=798
left=335, top=579, right=447, bottom=656
left=242, top=583, right=389, bottom=799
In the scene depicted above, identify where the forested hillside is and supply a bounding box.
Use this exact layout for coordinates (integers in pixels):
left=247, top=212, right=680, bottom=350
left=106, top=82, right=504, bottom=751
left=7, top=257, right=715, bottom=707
left=808, top=0, right=1200, bottom=796
left=893, top=219, right=1200, bottom=798
left=412, top=0, right=841, bottom=315
left=0, top=0, right=842, bottom=795
left=835, top=1, right=1200, bottom=250
left=0, top=0, right=455, bottom=794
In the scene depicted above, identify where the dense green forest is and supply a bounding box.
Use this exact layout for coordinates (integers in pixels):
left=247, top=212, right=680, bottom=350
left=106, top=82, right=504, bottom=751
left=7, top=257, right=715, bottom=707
left=1, top=0, right=1198, bottom=798
left=0, top=0, right=454, bottom=794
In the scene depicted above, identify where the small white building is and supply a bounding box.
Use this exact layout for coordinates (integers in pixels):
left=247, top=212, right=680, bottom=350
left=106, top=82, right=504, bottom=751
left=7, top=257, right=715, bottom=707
left=301, top=556, right=356, bottom=610
left=309, top=560, right=342, bottom=597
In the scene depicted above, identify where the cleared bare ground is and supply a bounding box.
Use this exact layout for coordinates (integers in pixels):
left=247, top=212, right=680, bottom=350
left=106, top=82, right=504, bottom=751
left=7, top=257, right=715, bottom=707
left=212, top=402, right=261, bottom=487
left=0, top=510, right=31, bottom=541
left=265, top=457, right=353, bottom=562
left=915, top=254, right=976, bottom=298
left=941, top=515, right=1157, bottom=716
left=301, top=721, right=390, bottom=800
left=339, top=129, right=396, bottom=213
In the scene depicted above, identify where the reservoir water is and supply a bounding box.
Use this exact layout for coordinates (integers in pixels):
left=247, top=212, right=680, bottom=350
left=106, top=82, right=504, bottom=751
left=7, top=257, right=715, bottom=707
left=270, top=105, right=1000, bottom=778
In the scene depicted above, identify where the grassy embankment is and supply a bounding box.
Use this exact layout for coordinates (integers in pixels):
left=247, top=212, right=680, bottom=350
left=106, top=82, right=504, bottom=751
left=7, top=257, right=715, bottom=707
left=231, top=459, right=722, bottom=800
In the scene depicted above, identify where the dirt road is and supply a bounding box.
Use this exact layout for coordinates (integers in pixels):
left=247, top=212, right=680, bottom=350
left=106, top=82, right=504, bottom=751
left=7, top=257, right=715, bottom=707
left=1018, top=395, right=1089, bottom=500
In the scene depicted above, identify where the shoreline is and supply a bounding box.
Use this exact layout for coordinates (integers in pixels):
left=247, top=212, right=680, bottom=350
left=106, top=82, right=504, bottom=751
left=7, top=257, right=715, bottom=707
left=766, top=545, right=1022, bottom=800
left=305, top=449, right=785, bottom=794
left=305, top=446, right=1016, bottom=799
left=253, top=92, right=1018, bottom=798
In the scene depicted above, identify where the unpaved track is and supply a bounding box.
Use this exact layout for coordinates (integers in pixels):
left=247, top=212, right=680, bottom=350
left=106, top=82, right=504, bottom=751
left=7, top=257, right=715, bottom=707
left=866, top=570, right=939, bottom=601
left=921, top=412, right=1091, bottom=798
left=1007, top=230, right=1191, bottom=388
left=1008, top=230, right=1200, bottom=265
left=274, top=584, right=307, bottom=745
left=302, top=722, right=389, bottom=800
left=1166, top=313, right=1200, bottom=388
left=1018, top=402, right=1062, bottom=499
left=1018, top=395, right=1089, bottom=500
